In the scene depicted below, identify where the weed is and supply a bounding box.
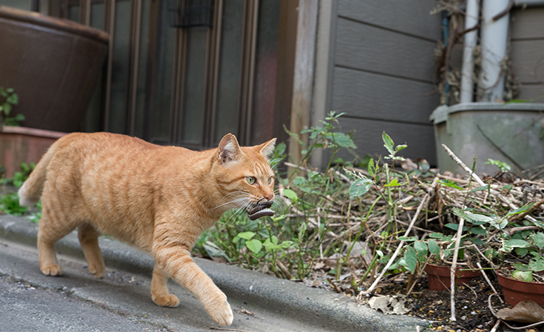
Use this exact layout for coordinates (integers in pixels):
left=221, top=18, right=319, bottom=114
left=0, top=192, right=27, bottom=216
left=0, top=87, right=25, bottom=126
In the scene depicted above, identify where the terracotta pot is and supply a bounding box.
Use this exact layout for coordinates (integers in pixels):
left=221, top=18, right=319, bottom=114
left=497, top=270, right=544, bottom=307
left=0, top=7, right=108, bottom=132
left=424, top=263, right=480, bottom=291
left=0, top=126, right=65, bottom=177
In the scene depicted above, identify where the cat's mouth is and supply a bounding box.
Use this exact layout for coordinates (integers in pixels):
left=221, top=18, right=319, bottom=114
left=247, top=200, right=274, bottom=220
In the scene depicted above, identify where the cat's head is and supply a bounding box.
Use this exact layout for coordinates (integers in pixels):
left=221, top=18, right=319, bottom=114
left=212, top=133, right=276, bottom=218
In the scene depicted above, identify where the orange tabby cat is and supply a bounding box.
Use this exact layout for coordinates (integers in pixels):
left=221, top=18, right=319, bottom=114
left=18, top=132, right=276, bottom=326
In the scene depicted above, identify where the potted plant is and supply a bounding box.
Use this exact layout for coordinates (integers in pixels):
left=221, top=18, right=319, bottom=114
left=494, top=229, right=544, bottom=306
left=0, top=87, right=65, bottom=178
left=453, top=196, right=544, bottom=306
left=395, top=230, right=481, bottom=291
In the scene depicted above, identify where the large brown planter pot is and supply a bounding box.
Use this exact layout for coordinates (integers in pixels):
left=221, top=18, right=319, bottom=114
left=0, top=6, right=108, bottom=132
left=0, top=126, right=65, bottom=177
left=497, top=271, right=544, bottom=307
left=424, top=264, right=480, bottom=291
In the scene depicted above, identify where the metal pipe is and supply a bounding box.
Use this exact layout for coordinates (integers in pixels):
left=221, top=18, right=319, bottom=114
left=514, top=0, right=544, bottom=7
left=478, top=0, right=510, bottom=102
left=460, top=0, right=480, bottom=104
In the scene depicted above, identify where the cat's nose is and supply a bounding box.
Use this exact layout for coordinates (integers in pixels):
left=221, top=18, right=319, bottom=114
left=264, top=194, right=274, bottom=201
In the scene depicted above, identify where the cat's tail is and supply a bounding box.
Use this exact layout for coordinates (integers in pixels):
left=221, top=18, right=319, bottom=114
left=18, top=144, right=56, bottom=207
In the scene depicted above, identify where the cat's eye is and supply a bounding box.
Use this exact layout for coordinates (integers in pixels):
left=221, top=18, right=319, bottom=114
left=267, top=177, right=273, bottom=185
left=246, top=176, right=256, bottom=185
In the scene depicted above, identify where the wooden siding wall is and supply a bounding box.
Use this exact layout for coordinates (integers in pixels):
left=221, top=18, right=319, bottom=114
left=510, top=7, right=544, bottom=101
left=325, top=0, right=441, bottom=165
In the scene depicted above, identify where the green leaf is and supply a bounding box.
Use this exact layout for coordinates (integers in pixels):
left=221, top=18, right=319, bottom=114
left=414, top=241, right=428, bottom=263
left=506, top=203, right=533, bottom=217
left=245, top=239, right=262, bottom=254
left=413, top=241, right=427, bottom=253
left=384, top=178, right=403, bottom=187
left=263, top=238, right=277, bottom=251
left=429, top=232, right=446, bottom=239
left=470, top=185, right=490, bottom=193
left=382, top=132, right=395, bottom=155
left=3, top=102, right=11, bottom=115
left=395, top=144, right=407, bottom=152
left=512, top=262, right=531, bottom=271
left=485, top=159, right=511, bottom=172
left=237, top=231, right=256, bottom=240
left=504, top=239, right=530, bottom=248
left=331, top=132, right=357, bottom=149
left=529, top=254, right=544, bottom=272
left=514, top=247, right=528, bottom=257
left=368, top=158, right=375, bottom=177
left=282, top=189, right=298, bottom=202
left=532, top=232, right=544, bottom=249
left=445, top=223, right=467, bottom=232
left=440, top=179, right=463, bottom=190
left=512, top=270, right=533, bottom=282
left=468, top=237, right=484, bottom=245
left=464, top=212, right=495, bottom=223
left=7, top=94, right=18, bottom=105
left=502, top=239, right=530, bottom=252
left=399, top=236, right=417, bottom=242
left=349, top=177, right=372, bottom=199
left=280, top=240, right=293, bottom=249
left=404, top=246, right=417, bottom=274
left=428, top=240, right=440, bottom=255
left=202, top=241, right=230, bottom=261
left=469, top=227, right=487, bottom=235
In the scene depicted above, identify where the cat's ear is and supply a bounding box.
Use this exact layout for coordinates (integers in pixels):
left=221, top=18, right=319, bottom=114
left=218, top=133, right=242, bottom=165
left=258, top=138, right=277, bottom=160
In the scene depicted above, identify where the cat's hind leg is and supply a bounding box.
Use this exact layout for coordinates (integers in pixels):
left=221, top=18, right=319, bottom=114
left=78, top=223, right=106, bottom=278
left=37, top=208, right=76, bottom=276
left=151, top=266, right=180, bottom=307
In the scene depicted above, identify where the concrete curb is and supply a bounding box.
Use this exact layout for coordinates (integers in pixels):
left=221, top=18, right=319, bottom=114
left=0, top=215, right=428, bottom=331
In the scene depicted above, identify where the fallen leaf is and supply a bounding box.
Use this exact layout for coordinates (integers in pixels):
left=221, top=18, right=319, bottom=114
left=312, top=262, right=325, bottom=270
left=323, top=253, right=342, bottom=268
left=496, top=300, right=544, bottom=324
left=368, top=295, right=410, bottom=315
left=400, top=158, right=418, bottom=171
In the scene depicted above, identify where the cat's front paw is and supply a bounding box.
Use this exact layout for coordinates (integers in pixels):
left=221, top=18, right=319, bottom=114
left=206, top=295, right=233, bottom=326
left=88, top=263, right=105, bottom=279
left=153, top=294, right=180, bottom=307
left=41, top=264, right=63, bottom=276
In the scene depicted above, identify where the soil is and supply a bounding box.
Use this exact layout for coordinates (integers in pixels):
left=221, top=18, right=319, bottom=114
left=298, top=268, right=543, bottom=332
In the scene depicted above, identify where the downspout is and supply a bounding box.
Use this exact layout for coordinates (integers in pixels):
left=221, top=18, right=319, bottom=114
left=459, top=0, right=480, bottom=103
left=477, top=0, right=511, bottom=102
left=441, top=10, right=450, bottom=104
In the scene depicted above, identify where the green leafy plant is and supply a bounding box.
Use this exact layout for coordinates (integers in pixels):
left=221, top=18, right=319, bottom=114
left=0, top=87, right=25, bottom=126
left=0, top=162, right=35, bottom=188
left=0, top=192, right=27, bottom=216
left=485, top=158, right=511, bottom=172
left=0, top=162, right=39, bottom=219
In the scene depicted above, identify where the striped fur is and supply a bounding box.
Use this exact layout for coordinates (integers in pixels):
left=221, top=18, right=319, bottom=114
left=18, top=132, right=276, bottom=326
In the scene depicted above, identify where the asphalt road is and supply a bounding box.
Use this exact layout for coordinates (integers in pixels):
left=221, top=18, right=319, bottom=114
left=0, top=275, right=160, bottom=332
left=0, top=239, right=324, bottom=332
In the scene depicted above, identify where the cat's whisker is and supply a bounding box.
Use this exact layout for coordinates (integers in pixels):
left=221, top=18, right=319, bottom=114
left=211, top=196, right=250, bottom=210
left=219, top=191, right=248, bottom=201
left=224, top=201, right=252, bottom=224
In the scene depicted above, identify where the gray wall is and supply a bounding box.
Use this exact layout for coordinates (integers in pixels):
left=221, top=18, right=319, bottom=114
left=318, top=0, right=441, bottom=165
left=510, top=7, right=544, bottom=102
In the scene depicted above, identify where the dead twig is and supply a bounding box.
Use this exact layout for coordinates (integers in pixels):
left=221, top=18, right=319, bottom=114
left=276, top=260, right=292, bottom=280
left=442, top=144, right=543, bottom=227
left=476, top=262, right=503, bottom=304
left=327, top=277, right=342, bottom=293
left=358, top=193, right=430, bottom=297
